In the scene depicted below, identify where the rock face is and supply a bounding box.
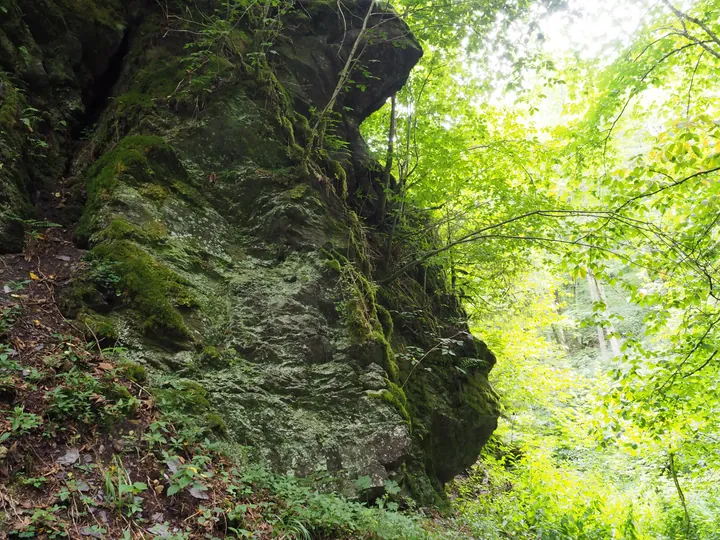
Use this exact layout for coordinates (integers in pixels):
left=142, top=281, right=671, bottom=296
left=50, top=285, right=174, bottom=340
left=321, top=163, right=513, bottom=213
left=0, top=0, right=499, bottom=503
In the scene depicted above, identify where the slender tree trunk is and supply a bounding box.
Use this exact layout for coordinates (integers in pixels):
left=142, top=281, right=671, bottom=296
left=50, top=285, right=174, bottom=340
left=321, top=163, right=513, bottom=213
left=385, top=109, right=412, bottom=261
left=586, top=273, right=609, bottom=359
left=447, top=206, right=456, bottom=291
left=586, top=271, right=622, bottom=358
left=377, top=92, right=397, bottom=224
left=669, top=452, right=692, bottom=538
left=595, top=278, right=622, bottom=356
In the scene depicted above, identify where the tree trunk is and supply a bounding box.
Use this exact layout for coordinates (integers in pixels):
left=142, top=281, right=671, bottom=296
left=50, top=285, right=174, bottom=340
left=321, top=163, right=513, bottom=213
left=377, top=92, right=397, bottom=224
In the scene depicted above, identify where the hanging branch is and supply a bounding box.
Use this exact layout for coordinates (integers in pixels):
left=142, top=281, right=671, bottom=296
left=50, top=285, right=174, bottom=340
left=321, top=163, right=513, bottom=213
left=306, top=0, right=377, bottom=152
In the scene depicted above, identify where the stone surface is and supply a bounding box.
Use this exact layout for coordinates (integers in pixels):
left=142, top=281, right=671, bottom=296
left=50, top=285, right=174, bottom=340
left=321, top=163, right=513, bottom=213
left=0, top=0, right=126, bottom=251
left=2, top=0, right=500, bottom=504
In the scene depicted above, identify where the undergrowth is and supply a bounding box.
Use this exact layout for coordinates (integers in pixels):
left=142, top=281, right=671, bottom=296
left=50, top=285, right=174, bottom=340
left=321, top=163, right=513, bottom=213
left=0, top=313, right=450, bottom=539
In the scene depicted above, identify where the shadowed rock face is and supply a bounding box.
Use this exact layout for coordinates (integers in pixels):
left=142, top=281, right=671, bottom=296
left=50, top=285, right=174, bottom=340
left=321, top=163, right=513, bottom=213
left=0, top=0, right=499, bottom=503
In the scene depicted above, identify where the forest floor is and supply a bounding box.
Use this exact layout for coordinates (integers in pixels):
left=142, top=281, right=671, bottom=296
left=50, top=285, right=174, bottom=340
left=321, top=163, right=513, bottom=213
left=0, top=175, right=284, bottom=539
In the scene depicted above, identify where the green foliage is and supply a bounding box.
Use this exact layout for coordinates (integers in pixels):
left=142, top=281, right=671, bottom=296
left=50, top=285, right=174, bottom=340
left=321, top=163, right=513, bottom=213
left=1, top=406, right=43, bottom=442
left=46, top=366, right=139, bottom=426
left=358, top=0, right=720, bottom=533
left=103, top=456, right=148, bottom=517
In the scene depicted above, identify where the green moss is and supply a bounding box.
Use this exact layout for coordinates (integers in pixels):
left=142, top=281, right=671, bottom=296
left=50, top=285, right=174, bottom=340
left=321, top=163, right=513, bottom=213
left=119, top=360, right=148, bottom=384
left=205, top=412, right=227, bottom=435
left=77, top=136, right=169, bottom=240
left=286, top=143, right=305, bottom=162
left=76, top=311, right=119, bottom=342
left=134, top=55, right=185, bottom=100
left=60, top=282, right=101, bottom=317
left=132, top=47, right=236, bottom=112
left=200, top=345, right=222, bottom=366
left=325, top=258, right=342, bottom=273
left=57, top=0, right=124, bottom=28
left=288, top=183, right=310, bottom=200
left=0, top=73, right=22, bottom=129
left=334, top=256, right=400, bottom=380
left=105, top=382, right=133, bottom=401
left=293, top=112, right=311, bottom=141
left=115, top=91, right=156, bottom=113
left=139, top=183, right=169, bottom=201
left=379, top=333, right=399, bottom=381
left=94, top=219, right=148, bottom=243
left=327, top=158, right=348, bottom=199
left=143, top=220, right=169, bottom=240
left=170, top=179, right=205, bottom=207
left=89, top=240, right=194, bottom=339
left=376, top=305, right=394, bottom=341
left=369, top=381, right=411, bottom=426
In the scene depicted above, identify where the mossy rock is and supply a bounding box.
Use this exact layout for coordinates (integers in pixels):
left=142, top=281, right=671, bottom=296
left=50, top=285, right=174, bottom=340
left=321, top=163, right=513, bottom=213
left=369, top=380, right=411, bottom=426
left=119, top=360, right=148, bottom=384
left=87, top=240, right=195, bottom=339
left=76, top=136, right=186, bottom=242
left=76, top=310, right=119, bottom=343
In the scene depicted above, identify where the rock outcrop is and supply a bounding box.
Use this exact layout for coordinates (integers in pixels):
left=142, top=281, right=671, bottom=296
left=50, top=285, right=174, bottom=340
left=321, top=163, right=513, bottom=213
left=0, top=0, right=499, bottom=503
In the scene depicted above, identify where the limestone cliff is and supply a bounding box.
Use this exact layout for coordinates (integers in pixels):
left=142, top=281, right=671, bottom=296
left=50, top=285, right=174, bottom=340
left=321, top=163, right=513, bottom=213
left=0, top=0, right=499, bottom=504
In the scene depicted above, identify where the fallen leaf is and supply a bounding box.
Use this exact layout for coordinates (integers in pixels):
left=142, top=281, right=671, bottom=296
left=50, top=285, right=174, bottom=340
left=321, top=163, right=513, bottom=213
left=98, top=362, right=114, bottom=371
left=29, top=272, right=40, bottom=281
left=80, top=526, right=103, bottom=538
left=57, top=448, right=80, bottom=466
left=149, top=523, right=170, bottom=538
left=2, top=286, right=10, bottom=294
left=189, top=485, right=209, bottom=500
left=75, top=479, right=90, bottom=492
left=56, top=255, right=71, bottom=262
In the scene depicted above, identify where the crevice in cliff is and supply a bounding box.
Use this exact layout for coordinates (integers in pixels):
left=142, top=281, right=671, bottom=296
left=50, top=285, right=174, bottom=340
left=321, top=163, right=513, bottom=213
left=73, top=28, right=131, bottom=138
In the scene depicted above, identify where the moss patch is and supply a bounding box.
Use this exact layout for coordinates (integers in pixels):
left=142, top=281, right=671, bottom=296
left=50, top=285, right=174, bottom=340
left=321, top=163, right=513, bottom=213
left=89, top=240, right=195, bottom=339
left=370, top=381, right=411, bottom=426
left=119, top=360, right=148, bottom=384
left=76, top=310, right=119, bottom=343
left=76, top=136, right=169, bottom=241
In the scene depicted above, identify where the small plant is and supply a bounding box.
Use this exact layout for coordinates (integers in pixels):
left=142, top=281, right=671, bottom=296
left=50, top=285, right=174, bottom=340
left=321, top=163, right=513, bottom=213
left=143, top=420, right=169, bottom=449
left=103, top=456, right=148, bottom=516
left=164, top=452, right=213, bottom=496
left=11, top=505, right=68, bottom=539
left=0, top=305, right=20, bottom=335
left=0, top=346, right=21, bottom=373
left=4, top=279, right=30, bottom=291
left=19, top=476, right=48, bottom=489
left=1, top=406, right=43, bottom=442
